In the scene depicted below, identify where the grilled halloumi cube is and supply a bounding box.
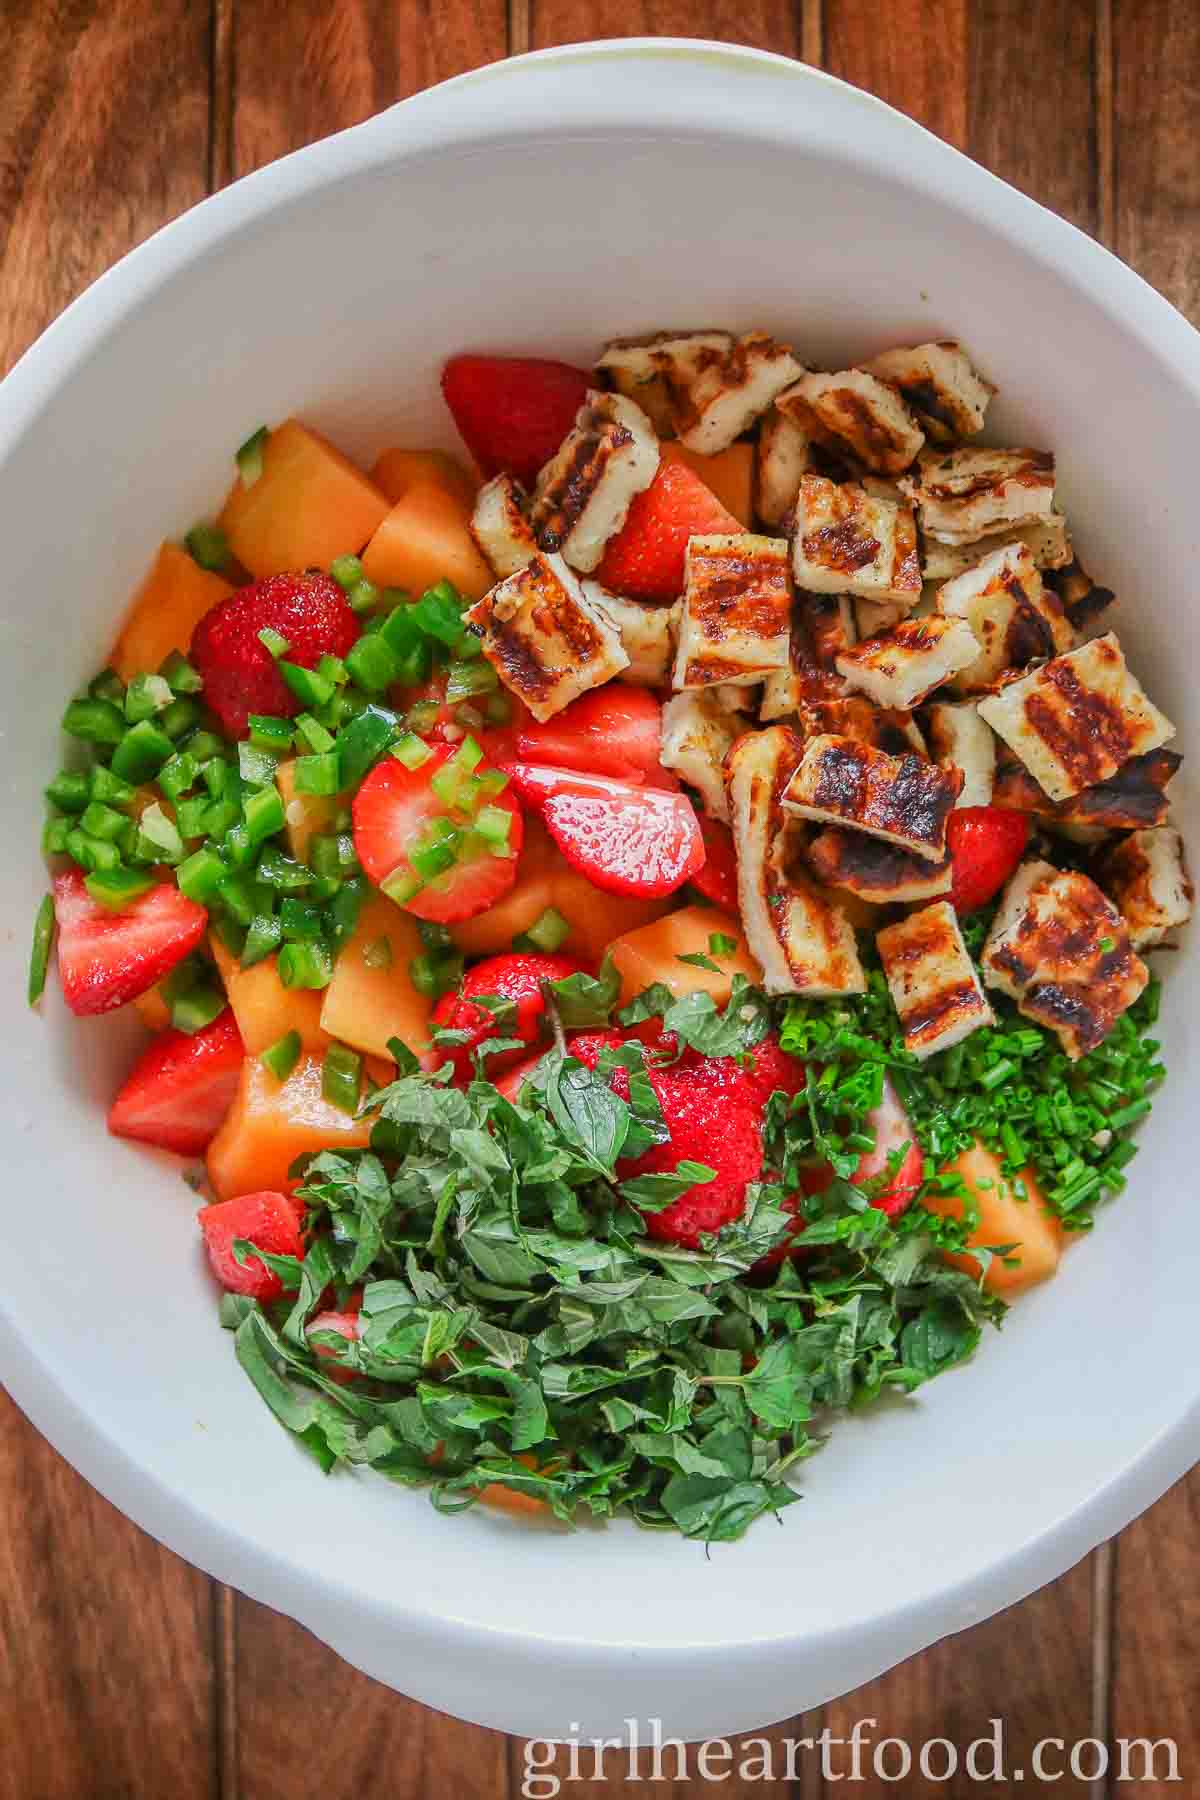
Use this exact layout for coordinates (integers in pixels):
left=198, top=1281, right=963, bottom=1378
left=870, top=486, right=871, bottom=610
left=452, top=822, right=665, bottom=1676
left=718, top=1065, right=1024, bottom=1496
left=777, top=370, right=925, bottom=474
left=727, top=726, right=865, bottom=996
left=806, top=827, right=952, bottom=903
left=936, top=542, right=1074, bottom=693
left=582, top=582, right=679, bottom=686
left=1049, top=557, right=1117, bottom=640
left=921, top=514, right=1073, bottom=582
left=659, top=690, right=748, bottom=823
left=797, top=694, right=926, bottom=757
left=924, top=700, right=996, bottom=807
left=836, top=614, right=980, bottom=710
left=804, top=589, right=857, bottom=670
left=860, top=341, right=995, bottom=444
left=673, top=533, right=792, bottom=689
left=594, top=330, right=719, bottom=436
left=977, top=633, right=1175, bottom=802
left=855, top=598, right=910, bottom=637
left=904, top=447, right=1057, bottom=546
left=793, top=474, right=923, bottom=603
left=674, top=332, right=803, bottom=455
left=1099, top=828, right=1194, bottom=950
left=783, top=733, right=962, bottom=861
left=877, top=900, right=994, bottom=1058
left=981, top=862, right=1148, bottom=1058
left=531, top=390, right=659, bottom=573
left=470, top=474, right=538, bottom=578
left=991, top=743, right=1183, bottom=835
left=755, top=405, right=813, bottom=528
left=464, top=552, right=629, bottom=722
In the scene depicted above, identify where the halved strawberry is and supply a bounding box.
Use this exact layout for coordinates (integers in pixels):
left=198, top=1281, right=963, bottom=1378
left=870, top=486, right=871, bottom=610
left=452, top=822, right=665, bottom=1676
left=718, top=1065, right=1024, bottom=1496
left=508, top=762, right=703, bottom=899
left=394, top=670, right=529, bottom=767
left=516, top=683, right=662, bottom=783
left=197, top=1190, right=304, bottom=1301
left=690, top=815, right=739, bottom=913
left=352, top=742, right=524, bottom=925
left=190, top=571, right=361, bottom=737
left=596, top=460, right=741, bottom=602
left=947, top=805, right=1031, bottom=914
left=53, top=869, right=208, bottom=1017
left=441, top=354, right=591, bottom=488
left=854, top=1075, right=924, bottom=1216
left=430, top=950, right=587, bottom=1085
left=108, top=1009, right=244, bottom=1156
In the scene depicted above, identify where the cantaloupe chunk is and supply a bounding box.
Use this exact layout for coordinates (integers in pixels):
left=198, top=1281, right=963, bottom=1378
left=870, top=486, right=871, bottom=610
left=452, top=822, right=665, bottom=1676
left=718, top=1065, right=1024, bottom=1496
left=609, top=904, right=760, bottom=1006
left=206, top=1053, right=375, bottom=1200
left=211, top=937, right=328, bottom=1057
left=319, top=892, right=432, bottom=1062
left=661, top=442, right=754, bottom=528
left=218, top=420, right=390, bottom=579
left=549, top=864, right=674, bottom=965
left=276, top=760, right=341, bottom=865
left=450, top=818, right=561, bottom=957
left=360, top=480, right=493, bottom=603
left=132, top=987, right=172, bottom=1032
left=112, top=543, right=233, bottom=680
left=371, top=448, right=477, bottom=511
left=925, top=1140, right=1064, bottom=1295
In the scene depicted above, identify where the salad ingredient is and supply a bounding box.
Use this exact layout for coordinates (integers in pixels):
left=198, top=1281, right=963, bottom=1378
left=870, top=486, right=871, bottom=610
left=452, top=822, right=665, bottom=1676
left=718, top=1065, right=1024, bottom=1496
left=189, top=572, right=360, bottom=737
left=28, top=893, right=55, bottom=1006
left=470, top=473, right=539, bottom=578
left=804, top=827, right=952, bottom=905
left=936, top=542, right=1074, bottom=694
left=429, top=950, right=586, bottom=1084
left=218, top=420, right=390, bottom=579
left=659, top=441, right=754, bottom=528
left=210, top=936, right=328, bottom=1056
left=351, top=742, right=523, bottom=925
left=274, top=760, right=340, bottom=865
left=690, top=816, right=739, bottom=911
left=441, top=353, right=592, bottom=487
left=508, top=762, right=704, bottom=899
left=108, top=1008, right=244, bottom=1155
left=596, top=458, right=741, bottom=602
left=318, top=891, right=432, bottom=1061
left=360, top=480, right=493, bottom=603
left=876, top=900, right=994, bottom=1060
left=530, top=390, right=660, bottom=573
left=862, top=340, right=995, bottom=443
left=608, top=904, right=756, bottom=1007
left=674, top=533, right=792, bottom=688
left=1100, top=826, right=1194, bottom=950
left=206, top=1052, right=376, bottom=1200
left=836, top=615, right=983, bottom=709
left=784, top=734, right=962, bottom=862
left=946, top=805, right=1031, bottom=914
left=925, top=699, right=997, bottom=809
left=53, top=869, right=207, bottom=1016
left=369, top=447, right=477, bottom=512
left=905, top=446, right=1059, bottom=546
left=260, top=1030, right=302, bottom=1083
left=785, top=368, right=926, bottom=474
left=515, top=682, right=662, bottom=784
left=791, top=472, right=921, bottom=605
left=463, top=553, right=630, bottom=722
left=926, top=1142, right=1063, bottom=1295
left=112, top=543, right=234, bottom=683
left=660, top=689, right=750, bottom=823
left=198, top=1190, right=304, bottom=1300
left=852, top=1075, right=925, bottom=1214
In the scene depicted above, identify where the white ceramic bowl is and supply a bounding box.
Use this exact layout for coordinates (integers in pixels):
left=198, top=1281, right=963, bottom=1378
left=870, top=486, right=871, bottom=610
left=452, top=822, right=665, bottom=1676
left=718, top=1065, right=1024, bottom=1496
left=1, top=40, right=1196, bottom=1744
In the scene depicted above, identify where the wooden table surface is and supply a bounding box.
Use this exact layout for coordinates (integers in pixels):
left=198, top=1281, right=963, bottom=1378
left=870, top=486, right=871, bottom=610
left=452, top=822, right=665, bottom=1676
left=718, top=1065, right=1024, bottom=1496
left=2, top=2, right=1197, bottom=1795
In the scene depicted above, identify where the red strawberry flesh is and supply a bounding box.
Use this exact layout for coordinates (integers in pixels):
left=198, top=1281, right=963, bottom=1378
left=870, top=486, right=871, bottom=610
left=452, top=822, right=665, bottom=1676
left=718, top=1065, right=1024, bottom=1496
left=430, top=950, right=587, bottom=1085
left=198, top=1190, right=304, bottom=1301
left=190, top=571, right=361, bottom=737
left=108, top=1008, right=244, bottom=1156
left=508, top=762, right=703, bottom=898
left=596, top=460, right=741, bottom=603
left=441, top=354, right=591, bottom=489
left=516, top=683, right=662, bottom=784
left=53, top=869, right=208, bottom=1017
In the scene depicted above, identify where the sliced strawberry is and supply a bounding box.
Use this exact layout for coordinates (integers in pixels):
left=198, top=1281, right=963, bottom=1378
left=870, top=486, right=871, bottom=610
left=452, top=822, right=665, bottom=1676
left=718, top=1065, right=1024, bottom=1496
left=508, top=762, right=703, bottom=899
left=430, top=951, right=587, bottom=1085
left=394, top=671, right=528, bottom=767
left=352, top=742, right=524, bottom=925
left=190, top=570, right=361, bottom=737
left=494, top=1050, right=546, bottom=1103
left=307, top=1309, right=361, bottom=1382
left=854, top=1075, right=923, bottom=1217
left=441, top=354, right=591, bottom=488
left=108, top=1010, right=244, bottom=1156
left=516, top=683, right=662, bottom=783
left=197, top=1190, right=304, bottom=1300
left=743, top=1035, right=808, bottom=1110
left=947, top=805, right=1031, bottom=915
left=53, top=869, right=207, bottom=1017
left=596, top=461, right=741, bottom=603
left=690, top=814, right=739, bottom=912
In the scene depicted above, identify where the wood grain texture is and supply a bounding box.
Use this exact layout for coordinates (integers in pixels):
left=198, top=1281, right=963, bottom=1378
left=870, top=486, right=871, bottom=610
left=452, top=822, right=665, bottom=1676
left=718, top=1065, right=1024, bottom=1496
left=230, top=0, right=508, bottom=176
left=0, top=1391, right=216, bottom=1800
left=1111, top=1471, right=1200, bottom=1793
left=528, top=0, right=803, bottom=55
left=1113, top=0, right=1200, bottom=323
left=0, top=0, right=212, bottom=376
left=823, top=0, right=969, bottom=147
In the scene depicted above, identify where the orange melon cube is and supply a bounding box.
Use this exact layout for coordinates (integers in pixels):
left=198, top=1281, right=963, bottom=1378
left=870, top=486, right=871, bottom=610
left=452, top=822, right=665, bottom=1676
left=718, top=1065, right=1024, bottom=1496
left=360, top=480, right=493, bottom=603
left=371, top=448, right=477, bottom=511
left=211, top=937, right=328, bottom=1058
left=206, top=1053, right=375, bottom=1200
left=218, top=419, right=390, bottom=579
left=319, top=892, right=433, bottom=1062
left=547, top=860, right=675, bottom=965
left=132, top=987, right=172, bottom=1032
left=276, top=760, right=341, bottom=865
left=661, top=442, right=754, bottom=528
left=449, top=818, right=561, bottom=957
left=609, top=904, right=760, bottom=1007
left=112, top=543, right=233, bottom=680
left=926, top=1141, right=1064, bottom=1296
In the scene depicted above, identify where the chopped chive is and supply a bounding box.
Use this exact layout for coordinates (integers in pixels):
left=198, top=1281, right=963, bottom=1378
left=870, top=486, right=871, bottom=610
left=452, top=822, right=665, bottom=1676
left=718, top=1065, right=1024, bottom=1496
left=978, top=1057, right=1016, bottom=1092
left=260, top=1029, right=302, bottom=1082
left=347, top=578, right=380, bottom=615
left=1108, top=1098, right=1152, bottom=1132
left=46, top=771, right=90, bottom=813
left=111, top=719, right=174, bottom=782
left=294, top=752, right=341, bottom=797
left=62, top=696, right=125, bottom=747
left=279, top=660, right=335, bottom=708
left=171, top=984, right=226, bottom=1035
left=241, top=912, right=283, bottom=968
left=330, top=553, right=364, bottom=593
left=321, top=1042, right=362, bottom=1115
left=28, top=894, right=55, bottom=1004
left=392, top=733, right=433, bottom=772
left=124, top=673, right=174, bottom=723
left=242, top=784, right=285, bottom=846
left=278, top=939, right=333, bottom=990
left=177, top=846, right=227, bottom=905
left=236, top=425, right=269, bottom=487
left=247, top=714, right=295, bottom=754
left=514, top=906, right=569, bottom=954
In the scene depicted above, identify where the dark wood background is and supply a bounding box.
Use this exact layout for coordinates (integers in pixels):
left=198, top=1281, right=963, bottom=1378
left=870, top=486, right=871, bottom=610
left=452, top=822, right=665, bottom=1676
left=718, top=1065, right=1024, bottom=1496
left=1, top=2, right=1196, bottom=1794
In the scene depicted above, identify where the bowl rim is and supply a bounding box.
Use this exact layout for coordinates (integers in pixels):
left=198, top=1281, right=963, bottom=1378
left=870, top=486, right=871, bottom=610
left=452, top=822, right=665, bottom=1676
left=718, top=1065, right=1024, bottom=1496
left=3, top=37, right=1198, bottom=1736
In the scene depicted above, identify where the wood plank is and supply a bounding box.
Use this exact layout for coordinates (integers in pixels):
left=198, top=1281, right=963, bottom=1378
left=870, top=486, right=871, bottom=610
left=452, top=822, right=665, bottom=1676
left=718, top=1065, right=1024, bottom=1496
left=230, top=0, right=509, bottom=176
left=824, top=0, right=968, bottom=148
left=1113, top=0, right=1200, bottom=323
left=1110, top=1470, right=1200, bottom=1794
left=528, top=0, right=803, bottom=56
left=0, top=0, right=212, bottom=375
left=0, top=1391, right=216, bottom=1800
left=234, top=1594, right=511, bottom=1800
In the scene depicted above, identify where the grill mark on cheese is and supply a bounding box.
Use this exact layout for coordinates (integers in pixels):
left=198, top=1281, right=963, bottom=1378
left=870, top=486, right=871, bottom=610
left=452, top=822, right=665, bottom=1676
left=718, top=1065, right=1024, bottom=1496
left=804, top=520, right=880, bottom=574
left=1023, top=651, right=1138, bottom=789
left=792, top=735, right=961, bottom=858
left=535, top=412, right=635, bottom=552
